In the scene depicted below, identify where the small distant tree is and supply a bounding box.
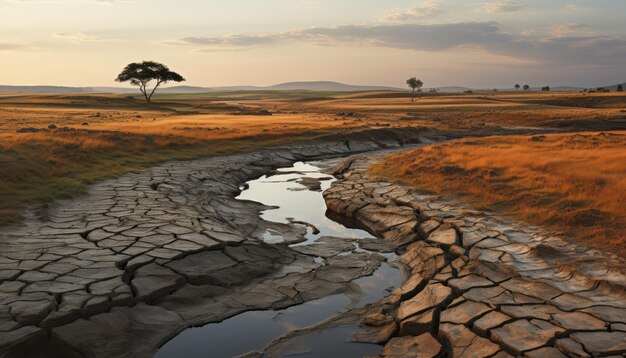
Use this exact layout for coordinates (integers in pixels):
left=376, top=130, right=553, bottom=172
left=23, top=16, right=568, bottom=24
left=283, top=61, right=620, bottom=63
left=514, top=84, right=520, bottom=91
left=542, top=86, right=551, bottom=92
left=523, top=84, right=530, bottom=91
left=115, top=61, right=185, bottom=103
left=616, top=84, right=623, bottom=92
left=406, top=77, right=424, bottom=102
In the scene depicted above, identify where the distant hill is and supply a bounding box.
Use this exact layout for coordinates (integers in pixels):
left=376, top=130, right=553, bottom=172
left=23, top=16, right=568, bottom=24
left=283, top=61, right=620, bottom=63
left=90, top=87, right=136, bottom=93
left=3, top=81, right=621, bottom=94
left=161, top=81, right=403, bottom=92
left=603, top=82, right=626, bottom=91
left=0, top=81, right=403, bottom=94
left=430, top=86, right=582, bottom=93
left=263, top=81, right=402, bottom=91
left=435, top=86, right=471, bottom=92
left=550, top=86, right=584, bottom=91
left=0, top=85, right=95, bottom=93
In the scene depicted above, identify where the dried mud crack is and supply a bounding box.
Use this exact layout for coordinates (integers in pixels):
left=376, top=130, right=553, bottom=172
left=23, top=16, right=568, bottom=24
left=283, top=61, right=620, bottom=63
left=1, top=126, right=623, bottom=357
left=323, top=152, right=626, bottom=358
left=0, top=127, right=450, bottom=357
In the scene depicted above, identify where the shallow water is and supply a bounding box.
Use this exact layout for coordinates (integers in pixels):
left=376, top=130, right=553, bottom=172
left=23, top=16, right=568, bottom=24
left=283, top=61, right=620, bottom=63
left=156, top=161, right=400, bottom=358
left=282, top=325, right=383, bottom=358
left=156, top=295, right=351, bottom=358
left=156, top=262, right=400, bottom=358
left=237, top=161, right=372, bottom=243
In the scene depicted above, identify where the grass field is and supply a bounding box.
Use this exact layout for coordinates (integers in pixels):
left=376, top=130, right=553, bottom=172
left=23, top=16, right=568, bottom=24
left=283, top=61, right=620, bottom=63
left=370, top=131, right=626, bottom=253
left=1, top=90, right=625, bottom=226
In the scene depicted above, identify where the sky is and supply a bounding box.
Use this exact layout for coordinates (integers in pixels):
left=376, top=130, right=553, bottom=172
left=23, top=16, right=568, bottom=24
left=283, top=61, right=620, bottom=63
left=1, top=0, right=625, bottom=88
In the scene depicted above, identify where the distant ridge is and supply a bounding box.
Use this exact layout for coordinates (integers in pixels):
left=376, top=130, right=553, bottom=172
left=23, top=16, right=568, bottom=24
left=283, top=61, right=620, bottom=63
left=1, top=81, right=622, bottom=94
left=550, top=86, right=584, bottom=91
left=436, top=86, right=471, bottom=92
left=0, top=81, right=403, bottom=94
left=265, top=81, right=401, bottom=91
left=0, top=85, right=95, bottom=93
left=604, top=82, right=626, bottom=91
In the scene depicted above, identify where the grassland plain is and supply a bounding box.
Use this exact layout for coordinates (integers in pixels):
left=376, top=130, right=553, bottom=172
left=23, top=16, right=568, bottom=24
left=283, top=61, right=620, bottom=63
left=1, top=90, right=625, bottom=225
left=370, top=131, right=626, bottom=253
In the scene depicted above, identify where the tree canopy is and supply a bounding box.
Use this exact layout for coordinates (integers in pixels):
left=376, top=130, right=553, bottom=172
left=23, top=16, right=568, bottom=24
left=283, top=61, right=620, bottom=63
left=406, top=77, right=424, bottom=102
left=116, top=61, right=185, bottom=102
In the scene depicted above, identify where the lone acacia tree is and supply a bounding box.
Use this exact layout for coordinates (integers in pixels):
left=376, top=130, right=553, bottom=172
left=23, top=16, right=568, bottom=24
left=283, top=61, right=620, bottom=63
left=406, top=77, right=424, bottom=102
left=514, top=83, right=521, bottom=91
left=116, top=61, right=185, bottom=103
left=523, top=84, right=530, bottom=91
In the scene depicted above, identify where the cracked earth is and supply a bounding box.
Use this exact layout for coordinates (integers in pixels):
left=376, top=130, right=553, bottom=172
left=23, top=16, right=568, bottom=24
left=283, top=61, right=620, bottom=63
left=324, top=153, right=626, bottom=357
left=0, top=127, right=624, bottom=357
left=0, top=129, right=447, bottom=357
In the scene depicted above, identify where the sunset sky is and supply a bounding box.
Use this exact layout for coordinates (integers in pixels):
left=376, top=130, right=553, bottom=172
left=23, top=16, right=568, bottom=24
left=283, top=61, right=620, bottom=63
left=1, top=0, right=625, bottom=88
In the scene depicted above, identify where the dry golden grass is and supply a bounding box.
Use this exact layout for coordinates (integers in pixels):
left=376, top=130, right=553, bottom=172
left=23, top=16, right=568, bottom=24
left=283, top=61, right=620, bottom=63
left=81, top=113, right=355, bottom=140
left=370, top=132, right=626, bottom=253
left=274, top=91, right=626, bottom=131
left=1, top=90, right=625, bottom=226
left=0, top=95, right=356, bottom=225
left=0, top=128, right=321, bottom=224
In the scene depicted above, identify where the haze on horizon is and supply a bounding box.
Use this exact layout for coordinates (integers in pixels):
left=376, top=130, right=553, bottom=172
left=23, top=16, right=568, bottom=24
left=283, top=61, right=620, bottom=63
left=1, top=0, right=625, bottom=89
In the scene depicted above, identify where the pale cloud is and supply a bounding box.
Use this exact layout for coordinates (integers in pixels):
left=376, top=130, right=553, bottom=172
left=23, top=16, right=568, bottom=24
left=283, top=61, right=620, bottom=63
left=53, top=32, right=106, bottom=43
left=171, top=22, right=626, bottom=66
left=566, top=4, right=579, bottom=11
left=380, top=1, right=443, bottom=23
left=170, top=23, right=503, bottom=52
left=170, top=34, right=281, bottom=50
left=8, top=0, right=130, bottom=3
left=0, top=42, right=26, bottom=50
left=293, top=0, right=321, bottom=9
left=550, top=23, right=590, bottom=37
left=482, top=0, right=524, bottom=13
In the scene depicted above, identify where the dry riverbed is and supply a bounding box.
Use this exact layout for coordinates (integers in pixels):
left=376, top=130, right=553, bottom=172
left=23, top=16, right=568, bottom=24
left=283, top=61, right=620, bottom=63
left=324, top=152, right=626, bottom=357
left=0, top=128, right=624, bottom=357
left=0, top=128, right=446, bottom=357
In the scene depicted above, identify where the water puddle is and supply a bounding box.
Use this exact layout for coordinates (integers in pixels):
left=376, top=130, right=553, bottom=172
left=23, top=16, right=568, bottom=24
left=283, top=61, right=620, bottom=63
left=157, top=161, right=401, bottom=357
left=280, top=325, right=383, bottom=358
left=157, top=261, right=400, bottom=358
left=156, top=295, right=351, bottom=358
left=237, top=161, right=372, bottom=243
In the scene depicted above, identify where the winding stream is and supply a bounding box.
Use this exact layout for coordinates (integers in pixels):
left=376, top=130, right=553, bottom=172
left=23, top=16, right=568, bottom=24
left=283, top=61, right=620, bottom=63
left=241, top=161, right=372, bottom=242
left=156, top=160, right=401, bottom=358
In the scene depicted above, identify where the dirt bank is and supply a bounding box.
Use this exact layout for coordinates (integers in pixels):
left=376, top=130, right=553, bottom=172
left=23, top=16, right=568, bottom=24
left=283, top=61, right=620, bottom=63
left=324, top=152, right=626, bottom=357
left=0, top=127, right=457, bottom=357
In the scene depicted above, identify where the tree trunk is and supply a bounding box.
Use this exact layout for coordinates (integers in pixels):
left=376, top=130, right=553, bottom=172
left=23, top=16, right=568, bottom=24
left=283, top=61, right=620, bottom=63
left=139, top=84, right=150, bottom=103
left=147, top=81, right=162, bottom=103
left=411, top=88, right=415, bottom=102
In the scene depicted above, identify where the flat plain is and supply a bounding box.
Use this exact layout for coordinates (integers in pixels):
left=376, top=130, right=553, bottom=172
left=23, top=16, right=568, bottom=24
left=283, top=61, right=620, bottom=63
left=2, top=90, right=625, bottom=226
left=1, top=89, right=626, bottom=357
left=371, top=131, right=626, bottom=253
